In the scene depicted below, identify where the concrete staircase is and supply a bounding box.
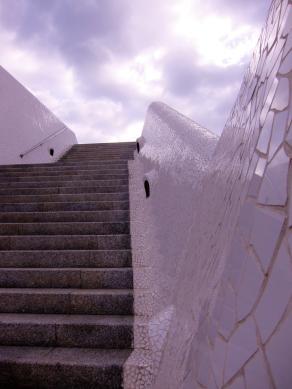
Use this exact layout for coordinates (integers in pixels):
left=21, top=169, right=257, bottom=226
left=0, top=142, right=136, bottom=389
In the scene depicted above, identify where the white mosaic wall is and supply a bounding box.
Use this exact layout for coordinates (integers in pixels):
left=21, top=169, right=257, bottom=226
left=0, top=66, right=77, bottom=165
left=125, top=0, right=292, bottom=387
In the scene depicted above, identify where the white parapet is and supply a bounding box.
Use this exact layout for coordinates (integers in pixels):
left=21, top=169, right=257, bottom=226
left=126, top=0, right=292, bottom=388
left=0, top=66, right=77, bottom=165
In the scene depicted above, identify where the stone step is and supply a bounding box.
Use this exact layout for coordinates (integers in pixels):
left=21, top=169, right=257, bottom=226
left=0, top=288, right=133, bottom=314
left=0, top=178, right=128, bottom=189
left=0, top=346, right=131, bottom=388
left=71, top=143, right=135, bottom=148
left=0, top=164, right=129, bottom=174
left=57, top=156, right=134, bottom=162
left=0, top=268, right=133, bottom=289
left=61, top=154, right=133, bottom=158
left=0, top=250, right=131, bottom=268
left=0, top=167, right=128, bottom=177
left=63, top=149, right=134, bottom=154
left=0, top=141, right=135, bottom=388
left=0, top=210, right=129, bottom=223
left=0, top=184, right=129, bottom=196
left=0, top=159, right=130, bottom=169
left=0, top=200, right=129, bottom=212
left=0, top=173, right=129, bottom=183
left=68, top=150, right=135, bottom=154
left=0, top=192, right=129, bottom=204
left=0, top=234, right=131, bottom=250
left=0, top=313, right=133, bottom=348
left=0, top=222, right=130, bottom=236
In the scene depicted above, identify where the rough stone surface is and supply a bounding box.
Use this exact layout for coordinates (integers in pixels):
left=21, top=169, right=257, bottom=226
left=0, top=142, right=136, bottom=388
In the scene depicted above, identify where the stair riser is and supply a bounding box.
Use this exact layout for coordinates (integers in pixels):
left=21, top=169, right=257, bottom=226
left=0, top=192, right=128, bottom=204
left=0, top=292, right=133, bottom=314
left=0, top=160, right=130, bottom=169
left=61, top=152, right=133, bottom=161
left=0, top=185, right=129, bottom=196
left=61, top=158, right=134, bottom=162
left=0, top=222, right=130, bottom=236
left=0, top=250, right=132, bottom=268
left=0, top=164, right=129, bottom=173
left=0, top=179, right=128, bottom=188
left=0, top=201, right=129, bottom=212
left=63, top=151, right=134, bottom=154
left=0, top=168, right=128, bottom=177
left=0, top=269, right=133, bottom=289
left=0, top=174, right=129, bottom=183
left=0, top=210, right=129, bottom=223
left=0, top=359, right=125, bottom=389
left=0, top=235, right=131, bottom=250
left=0, top=321, right=133, bottom=348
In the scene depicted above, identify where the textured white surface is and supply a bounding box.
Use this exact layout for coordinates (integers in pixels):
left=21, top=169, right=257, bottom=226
left=0, top=66, right=77, bottom=165
left=125, top=103, right=218, bottom=388
left=126, top=0, right=292, bottom=387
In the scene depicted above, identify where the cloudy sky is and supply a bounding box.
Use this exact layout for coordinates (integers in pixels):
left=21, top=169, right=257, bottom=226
left=0, top=0, right=269, bottom=143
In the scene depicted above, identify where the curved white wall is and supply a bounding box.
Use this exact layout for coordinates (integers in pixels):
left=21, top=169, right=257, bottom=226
left=0, top=66, right=77, bottom=165
left=125, top=102, right=219, bottom=387
left=125, top=0, right=292, bottom=388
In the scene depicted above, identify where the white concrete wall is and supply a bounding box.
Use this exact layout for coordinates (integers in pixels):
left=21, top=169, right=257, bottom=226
left=125, top=0, right=292, bottom=387
left=0, top=66, right=77, bottom=165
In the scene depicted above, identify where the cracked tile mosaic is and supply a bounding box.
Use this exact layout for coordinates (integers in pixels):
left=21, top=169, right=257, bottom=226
left=125, top=1, right=292, bottom=387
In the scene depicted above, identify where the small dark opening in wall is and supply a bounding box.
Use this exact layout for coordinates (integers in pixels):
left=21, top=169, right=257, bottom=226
left=144, top=180, right=150, bottom=198
left=136, top=142, right=140, bottom=153
left=49, top=148, right=54, bottom=156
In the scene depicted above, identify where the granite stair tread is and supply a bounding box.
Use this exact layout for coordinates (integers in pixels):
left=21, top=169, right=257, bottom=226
left=0, top=142, right=135, bottom=388
left=0, top=313, right=133, bottom=348
left=0, top=267, right=133, bottom=288
left=0, top=346, right=131, bottom=388
left=0, top=250, right=132, bottom=268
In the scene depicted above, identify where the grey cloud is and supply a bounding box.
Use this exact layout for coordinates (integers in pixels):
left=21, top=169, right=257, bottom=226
left=163, top=49, right=245, bottom=97
left=0, top=0, right=269, bottom=141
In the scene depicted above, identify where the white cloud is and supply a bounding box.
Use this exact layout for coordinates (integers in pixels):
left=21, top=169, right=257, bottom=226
left=0, top=0, right=268, bottom=141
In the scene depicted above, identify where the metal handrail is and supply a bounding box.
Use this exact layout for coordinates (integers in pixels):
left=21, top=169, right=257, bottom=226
left=19, top=126, right=67, bottom=158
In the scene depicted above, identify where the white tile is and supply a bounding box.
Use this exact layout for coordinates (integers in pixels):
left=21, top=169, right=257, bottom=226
left=227, top=375, right=245, bottom=389
left=283, top=29, right=292, bottom=57
left=265, top=38, right=286, bottom=80
left=210, top=336, right=227, bottom=388
left=268, top=110, right=288, bottom=160
left=196, top=347, right=210, bottom=387
left=257, top=111, right=274, bottom=154
left=218, top=284, right=236, bottom=339
left=255, top=157, right=267, bottom=177
left=208, top=371, right=218, bottom=389
left=224, top=318, right=258, bottom=383
left=260, top=79, right=279, bottom=126
left=248, top=174, right=262, bottom=198
left=250, top=207, right=285, bottom=272
left=286, top=124, right=292, bottom=149
left=271, top=77, right=289, bottom=111
left=279, top=50, right=292, bottom=74
left=255, top=240, right=292, bottom=342
left=237, top=253, right=264, bottom=321
left=266, top=311, right=292, bottom=388
left=244, top=351, right=273, bottom=389
left=224, top=234, right=247, bottom=290
left=280, top=4, right=291, bottom=37
left=258, top=148, right=289, bottom=206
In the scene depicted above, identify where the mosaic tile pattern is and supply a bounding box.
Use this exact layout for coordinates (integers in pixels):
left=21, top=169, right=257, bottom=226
left=125, top=0, right=292, bottom=387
